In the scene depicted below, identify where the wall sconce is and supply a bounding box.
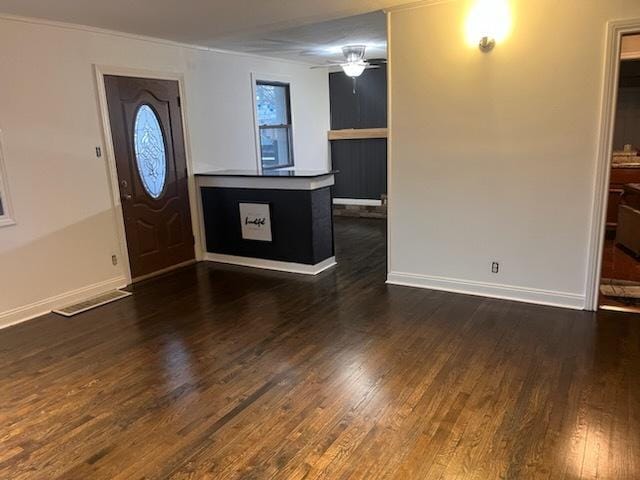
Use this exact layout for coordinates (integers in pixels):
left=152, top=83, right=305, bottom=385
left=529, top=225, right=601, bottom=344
left=478, top=36, right=496, bottom=52
left=466, top=0, right=512, bottom=52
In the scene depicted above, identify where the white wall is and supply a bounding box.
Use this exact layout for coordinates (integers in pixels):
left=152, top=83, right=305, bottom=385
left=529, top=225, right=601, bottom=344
left=0, top=16, right=330, bottom=326
left=387, top=0, right=640, bottom=309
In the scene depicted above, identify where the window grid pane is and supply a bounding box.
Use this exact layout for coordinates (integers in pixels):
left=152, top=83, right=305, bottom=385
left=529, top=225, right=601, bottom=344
left=260, top=126, right=292, bottom=169
left=256, top=83, right=289, bottom=126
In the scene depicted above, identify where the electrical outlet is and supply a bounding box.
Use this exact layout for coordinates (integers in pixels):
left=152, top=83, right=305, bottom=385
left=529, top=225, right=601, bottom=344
left=491, top=262, right=499, bottom=274
left=112, top=254, right=118, bottom=266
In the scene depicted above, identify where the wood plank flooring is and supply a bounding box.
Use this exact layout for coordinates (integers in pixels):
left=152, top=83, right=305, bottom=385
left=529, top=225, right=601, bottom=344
left=601, top=239, right=640, bottom=283
left=600, top=238, right=640, bottom=312
left=1, top=218, right=639, bottom=479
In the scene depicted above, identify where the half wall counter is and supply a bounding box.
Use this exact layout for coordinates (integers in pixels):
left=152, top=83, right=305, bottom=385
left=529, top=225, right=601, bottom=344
left=195, top=169, right=337, bottom=275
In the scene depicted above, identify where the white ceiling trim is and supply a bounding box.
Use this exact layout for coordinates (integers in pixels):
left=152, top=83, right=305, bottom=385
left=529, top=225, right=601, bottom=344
left=0, top=12, right=318, bottom=66
left=383, top=0, right=456, bottom=13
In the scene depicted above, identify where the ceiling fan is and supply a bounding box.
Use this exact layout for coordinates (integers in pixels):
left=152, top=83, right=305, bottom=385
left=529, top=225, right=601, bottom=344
left=312, top=45, right=387, bottom=78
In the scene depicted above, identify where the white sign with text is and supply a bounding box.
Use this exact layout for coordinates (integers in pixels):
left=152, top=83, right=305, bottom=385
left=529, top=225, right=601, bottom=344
left=239, top=203, right=272, bottom=242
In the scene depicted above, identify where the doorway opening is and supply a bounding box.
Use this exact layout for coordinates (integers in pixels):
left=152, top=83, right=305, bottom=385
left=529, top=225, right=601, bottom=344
left=325, top=12, right=389, bottom=271
left=102, top=75, right=196, bottom=283
left=598, top=33, right=640, bottom=312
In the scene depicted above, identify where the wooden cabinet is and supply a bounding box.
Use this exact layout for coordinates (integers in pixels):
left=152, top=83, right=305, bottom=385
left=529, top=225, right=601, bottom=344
left=607, top=167, right=640, bottom=231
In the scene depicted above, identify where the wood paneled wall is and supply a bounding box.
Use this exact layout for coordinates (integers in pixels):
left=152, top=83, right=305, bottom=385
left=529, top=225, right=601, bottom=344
left=614, top=60, right=640, bottom=150
left=329, top=65, right=387, bottom=200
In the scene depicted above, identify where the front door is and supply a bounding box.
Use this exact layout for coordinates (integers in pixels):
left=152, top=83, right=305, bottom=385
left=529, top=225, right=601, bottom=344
left=104, top=76, right=195, bottom=280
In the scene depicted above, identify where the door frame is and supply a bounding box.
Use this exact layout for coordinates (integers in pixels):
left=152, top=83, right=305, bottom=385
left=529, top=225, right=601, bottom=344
left=94, top=65, right=203, bottom=285
left=586, top=18, right=640, bottom=311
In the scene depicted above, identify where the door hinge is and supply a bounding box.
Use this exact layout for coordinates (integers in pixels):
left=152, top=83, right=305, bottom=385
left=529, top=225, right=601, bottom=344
left=177, top=96, right=181, bottom=108
left=191, top=235, right=196, bottom=245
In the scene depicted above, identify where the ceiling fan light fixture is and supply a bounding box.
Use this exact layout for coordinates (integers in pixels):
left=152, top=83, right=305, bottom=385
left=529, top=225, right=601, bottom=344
left=341, top=62, right=367, bottom=77
left=342, top=45, right=366, bottom=63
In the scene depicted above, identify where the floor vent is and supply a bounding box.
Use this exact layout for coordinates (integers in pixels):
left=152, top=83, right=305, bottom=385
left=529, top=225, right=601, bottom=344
left=52, top=290, right=132, bottom=317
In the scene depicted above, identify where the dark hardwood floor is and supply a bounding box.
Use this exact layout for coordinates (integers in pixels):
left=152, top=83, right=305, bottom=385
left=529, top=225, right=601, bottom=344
left=601, top=238, right=640, bottom=283
left=600, top=238, right=640, bottom=312
left=1, top=218, right=639, bottom=479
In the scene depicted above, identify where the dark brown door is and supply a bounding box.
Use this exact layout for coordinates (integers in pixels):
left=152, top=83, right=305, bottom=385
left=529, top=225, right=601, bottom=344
left=104, top=75, right=194, bottom=280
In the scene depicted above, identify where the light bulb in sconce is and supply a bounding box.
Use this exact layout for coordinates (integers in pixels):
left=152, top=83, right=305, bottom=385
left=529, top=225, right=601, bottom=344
left=478, top=36, right=496, bottom=52
left=466, top=0, right=512, bottom=52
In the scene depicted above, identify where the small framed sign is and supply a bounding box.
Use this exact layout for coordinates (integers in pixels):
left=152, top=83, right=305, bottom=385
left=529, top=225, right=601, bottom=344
left=239, top=202, right=272, bottom=242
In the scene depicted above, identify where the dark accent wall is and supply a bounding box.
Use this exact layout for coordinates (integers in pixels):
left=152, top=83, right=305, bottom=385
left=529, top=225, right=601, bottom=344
left=329, top=65, right=387, bottom=200
left=614, top=60, right=640, bottom=150
left=329, top=67, right=387, bottom=129
left=201, top=186, right=334, bottom=265
left=331, top=140, right=387, bottom=200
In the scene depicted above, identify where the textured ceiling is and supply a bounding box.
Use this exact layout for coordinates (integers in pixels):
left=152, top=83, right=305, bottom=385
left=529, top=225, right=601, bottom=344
left=0, top=0, right=397, bottom=62
left=208, top=12, right=387, bottom=65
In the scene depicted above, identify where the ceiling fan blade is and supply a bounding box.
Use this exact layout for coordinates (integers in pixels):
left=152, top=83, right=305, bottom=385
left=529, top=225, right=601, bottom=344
left=310, top=64, right=343, bottom=69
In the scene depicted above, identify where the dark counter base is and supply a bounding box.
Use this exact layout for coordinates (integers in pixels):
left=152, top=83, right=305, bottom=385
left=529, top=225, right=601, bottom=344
left=201, top=186, right=334, bottom=266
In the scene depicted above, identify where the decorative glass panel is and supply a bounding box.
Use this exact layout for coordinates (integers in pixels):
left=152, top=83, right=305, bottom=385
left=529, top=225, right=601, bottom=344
left=133, top=105, right=167, bottom=199
left=256, top=84, right=289, bottom=126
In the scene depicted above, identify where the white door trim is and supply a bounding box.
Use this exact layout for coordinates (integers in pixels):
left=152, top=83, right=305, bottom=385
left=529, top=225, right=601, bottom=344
left=94, top=65, right=204, bottom=285
left=585, top=19, right=640, bottom=311
left=386, top=10, right=393, bottom=280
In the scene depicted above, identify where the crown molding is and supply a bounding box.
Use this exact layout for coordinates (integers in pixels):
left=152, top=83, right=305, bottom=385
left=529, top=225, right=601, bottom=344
left=0, top=12, right=317, bottom=67
left=383, top=0, right=457, bottom=14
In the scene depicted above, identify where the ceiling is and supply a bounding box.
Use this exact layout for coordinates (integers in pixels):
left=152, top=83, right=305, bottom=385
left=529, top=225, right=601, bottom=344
left=0, top=0, right=397, bottom=63
left=209, top=12, right=386, bottom=65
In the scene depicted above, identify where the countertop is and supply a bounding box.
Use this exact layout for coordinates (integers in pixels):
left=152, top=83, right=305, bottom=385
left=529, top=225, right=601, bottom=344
left=195, top=169, right=337, bottom=178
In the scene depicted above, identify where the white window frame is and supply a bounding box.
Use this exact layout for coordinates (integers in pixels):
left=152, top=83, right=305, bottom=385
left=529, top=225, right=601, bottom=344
left=250, top=72, right=296, bottom=173
left=0, top=130, right=16, bottom=227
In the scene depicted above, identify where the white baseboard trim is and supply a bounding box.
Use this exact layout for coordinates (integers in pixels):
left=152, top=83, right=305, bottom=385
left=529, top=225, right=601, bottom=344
left=386, top=272, right=585, bottom=310
left=333, top=198, right=383, bottom=206
left=204, top=253, right=336, bottom=275
left=0, top=276, right=128, bottom=330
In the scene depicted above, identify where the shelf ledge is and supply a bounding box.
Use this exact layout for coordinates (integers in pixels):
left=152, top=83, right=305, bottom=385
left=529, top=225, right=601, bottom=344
left=328, top=128, right=388, bottom=141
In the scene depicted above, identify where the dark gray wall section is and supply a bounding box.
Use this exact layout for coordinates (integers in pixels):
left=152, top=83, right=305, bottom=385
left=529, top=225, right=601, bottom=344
left=614, top=60, right=640, bottom=150
left=201, top=186, right=334, bottom=265
left=329, top=65, right=387, bottom=200
left=311, top=189, right=334, bottom=261
left=614, top=88, right=640, bottom=150
left=329, top=66, right=387, bottom=129
left=331, top=139, right=387, bottom=200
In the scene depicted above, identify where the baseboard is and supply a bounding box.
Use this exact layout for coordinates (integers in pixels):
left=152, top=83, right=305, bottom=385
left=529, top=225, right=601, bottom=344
left=386, top=272, right=585, bottom=310
left=0, top=276, right=128, bottom=330
left=204, top=253, right=336, bottom=275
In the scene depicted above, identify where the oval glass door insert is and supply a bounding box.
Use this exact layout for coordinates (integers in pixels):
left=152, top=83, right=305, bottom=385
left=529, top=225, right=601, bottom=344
left=133, top=104, right=167, bottom=199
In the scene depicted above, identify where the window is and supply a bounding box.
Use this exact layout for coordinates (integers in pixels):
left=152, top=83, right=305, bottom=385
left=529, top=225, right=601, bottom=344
left=0, top=131, right=15, bottom=227
left=255, top=81, right=293, bottom=170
